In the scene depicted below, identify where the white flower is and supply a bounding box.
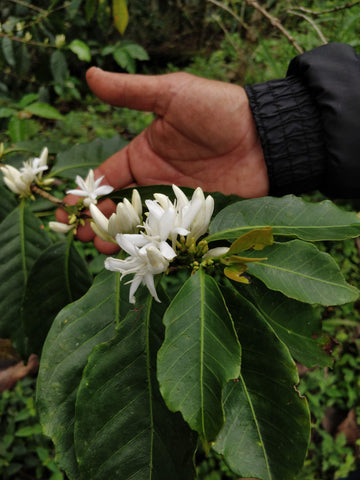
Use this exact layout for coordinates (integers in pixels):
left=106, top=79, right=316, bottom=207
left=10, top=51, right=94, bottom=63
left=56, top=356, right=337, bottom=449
left=21, top=147, right=49, bottom=183
left=173, top=186, right=214, bottom=241
left=67, top=169, right=114, bottom=207
left=108, top=189, right=142, bottom=236
left=143, top=199, right=189, bottom=244
left=49, top=221, right=75, bottom=234
left=105, top=234, right=176, bottom=303
left=1, top=147, right=50, bottom=197
left=1, top=164, right=30, bottom=196
left=89, top=189, right=142, bottom=242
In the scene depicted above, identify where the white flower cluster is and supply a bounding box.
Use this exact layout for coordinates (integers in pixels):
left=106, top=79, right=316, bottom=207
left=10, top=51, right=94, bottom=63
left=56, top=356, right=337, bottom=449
left=95, top=185, right=214, bottom=304
left=0, top=147, right=50, bottom=198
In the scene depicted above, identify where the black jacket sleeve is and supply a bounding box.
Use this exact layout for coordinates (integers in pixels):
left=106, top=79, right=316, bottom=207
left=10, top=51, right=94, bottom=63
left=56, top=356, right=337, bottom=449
left=245, top=43, right=360, bottom=198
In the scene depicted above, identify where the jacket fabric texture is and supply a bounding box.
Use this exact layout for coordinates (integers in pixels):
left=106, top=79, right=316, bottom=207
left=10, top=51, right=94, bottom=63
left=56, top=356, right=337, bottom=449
left=245, top=43, right=360, bottom=198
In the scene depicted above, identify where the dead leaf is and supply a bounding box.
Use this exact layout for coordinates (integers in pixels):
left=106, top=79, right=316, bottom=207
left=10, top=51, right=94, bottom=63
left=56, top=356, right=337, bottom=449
left=0, top=354, right=39, bottom=392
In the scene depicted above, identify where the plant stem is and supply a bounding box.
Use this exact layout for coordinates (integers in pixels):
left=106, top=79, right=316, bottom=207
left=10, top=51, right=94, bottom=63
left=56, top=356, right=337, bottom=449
left=31, top=185, right=65, bottom=207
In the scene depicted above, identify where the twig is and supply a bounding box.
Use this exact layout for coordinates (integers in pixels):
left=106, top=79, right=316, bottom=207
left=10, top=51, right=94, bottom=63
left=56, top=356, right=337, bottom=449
left=0, top=32, right=56, bottom=49
left=290, top=1, right=360, bottom=16
left=31, top=185, right=65, bottom=206
left=207, top=0, right=249, bottom=30
left=288, top=10, right=328, bottom=44
left=8, top=0, right=47, bottom=14
left=245, top=0, right=303, bottom=54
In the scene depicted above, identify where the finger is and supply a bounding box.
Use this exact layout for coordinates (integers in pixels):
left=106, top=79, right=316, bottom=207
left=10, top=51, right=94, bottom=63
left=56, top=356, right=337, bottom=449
left=94, top=236, right=120, bottom=255
left=95, top=143, right=134, bottom=190
left=76, top=221, right=95, bottom=242
left=86, top=67, right=189, bottom=116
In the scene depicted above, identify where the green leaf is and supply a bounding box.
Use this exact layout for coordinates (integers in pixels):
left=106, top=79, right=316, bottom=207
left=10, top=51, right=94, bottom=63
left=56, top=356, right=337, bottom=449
left=235, top=278, right=331, bottom=367
left=0, top=204, right=51, bottom=343
left=214, top=285, right=310, bottom=480
left=0, top=107, right=17, bottom=118
left=22, top=240, right=92, bottom=356
left=157, top=268, right=241, bottom=443
left=208, top=195, right=360, bottom=242
left=123, top=43, right=149, bottom=61
left=244, top=240, right=359, bottom=305
left=50, top=50, right=69, bottom=87
left=113, top=0, right=129, bottom=35
left=52, top=135, right=128, bottom=179
left=85, top=0, right=97, bottom=21
left=68, top=39, right=91, bottom=62
left=37, top=269, right=126, bottom=479
left=113, top=47, right=135, bottom=73
left=8, top=117, right=29, bottom=143
left=26, top=102, right=64, bottom=121
left=17, top=93, right=39, bottom=108
left=2, top=37, right=15, bottom=67
left=228, top=227, right=273, bottom=254
left=0, top=185, right=17, bottom=223
left=74, top=285, right=196, bottom=480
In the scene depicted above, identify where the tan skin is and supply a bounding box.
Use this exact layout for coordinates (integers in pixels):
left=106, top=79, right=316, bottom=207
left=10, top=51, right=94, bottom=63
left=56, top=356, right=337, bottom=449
left=56, top=68, right=269, bottom=253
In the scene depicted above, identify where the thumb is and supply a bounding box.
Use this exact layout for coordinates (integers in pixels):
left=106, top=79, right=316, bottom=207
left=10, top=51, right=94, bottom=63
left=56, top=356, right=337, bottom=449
left=86, top=67, right=189, bottom=116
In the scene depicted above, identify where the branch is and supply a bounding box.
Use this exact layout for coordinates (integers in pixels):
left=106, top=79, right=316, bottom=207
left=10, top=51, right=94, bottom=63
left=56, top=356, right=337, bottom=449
left=8, top=0, right=47, bottom=14
left=31, top=185, right=66, bottom=206
left=0, top=32, right=56, bottom=49
left=245, top=0, right=303, bottom=54
left=288, top=10, right=327, bottom=45
left=207, top=0, right=249, bottom=30
left=290, top=1, right=360, bottom=16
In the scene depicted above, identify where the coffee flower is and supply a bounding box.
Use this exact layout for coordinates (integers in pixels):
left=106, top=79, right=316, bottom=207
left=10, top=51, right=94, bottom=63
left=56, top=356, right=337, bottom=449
left=49, top=221, right=75, bottom=234
left=104, top=186, right=214, bottom=303
left=67, top=169, right=114, bottom=207
left=90, top=189, right=142, bottom=242
left=1, top=147, right=50, bottom=198
left=105, top=234, right=176, bottom=303
left=153, top=185, right=214, bottom=244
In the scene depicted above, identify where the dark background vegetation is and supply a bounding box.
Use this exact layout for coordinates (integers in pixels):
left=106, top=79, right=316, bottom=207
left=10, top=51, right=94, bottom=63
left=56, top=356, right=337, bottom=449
left=1, top=1, right=360, bottom=479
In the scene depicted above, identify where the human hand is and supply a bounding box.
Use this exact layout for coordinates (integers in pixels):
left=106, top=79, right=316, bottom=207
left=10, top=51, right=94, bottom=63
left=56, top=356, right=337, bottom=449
left=86, top=68, right=269, bottom=198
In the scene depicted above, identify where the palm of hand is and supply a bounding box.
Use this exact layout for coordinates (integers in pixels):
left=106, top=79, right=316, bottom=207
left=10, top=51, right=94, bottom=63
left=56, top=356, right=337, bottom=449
left=90, top=71, right=268, bottom=198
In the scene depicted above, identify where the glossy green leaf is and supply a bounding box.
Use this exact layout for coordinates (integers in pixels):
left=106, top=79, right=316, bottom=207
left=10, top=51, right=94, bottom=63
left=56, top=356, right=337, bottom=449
left=0, top=203, right=51, bottom=343
left=244, top=240, right=359, bottom=305
left=22, top=240, right=92, bottom=356
left=37, top=269, right=126, bottom=479
left=68, top=39, right=91, bottom=62
left=208, top=195, right=360, bottom=242
left=52, top=135, right=128, bottom=179
left=157, top=268, right=241, bottom=443
left=235, top=278, right=331, bottom=367
left=74, top=286, right=196, bottom=480
left=113, top=0, right=129, bottom=35
left=214, top=285, right=310, bottom=480
left=0, top=185, right=17, bottom=222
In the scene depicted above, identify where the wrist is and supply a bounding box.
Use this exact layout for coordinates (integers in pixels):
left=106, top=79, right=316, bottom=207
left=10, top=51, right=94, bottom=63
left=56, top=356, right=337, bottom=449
left=245, top=76, right=326, bottom=196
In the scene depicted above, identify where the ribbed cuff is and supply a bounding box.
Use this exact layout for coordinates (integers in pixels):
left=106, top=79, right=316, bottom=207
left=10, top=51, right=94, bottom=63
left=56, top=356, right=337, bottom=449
left=245, top=76, right=326, bottom=196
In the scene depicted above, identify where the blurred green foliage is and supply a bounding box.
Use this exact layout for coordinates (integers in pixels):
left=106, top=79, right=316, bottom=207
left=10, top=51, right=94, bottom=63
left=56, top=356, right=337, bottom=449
left=0, top=376, right=64, bottom=479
